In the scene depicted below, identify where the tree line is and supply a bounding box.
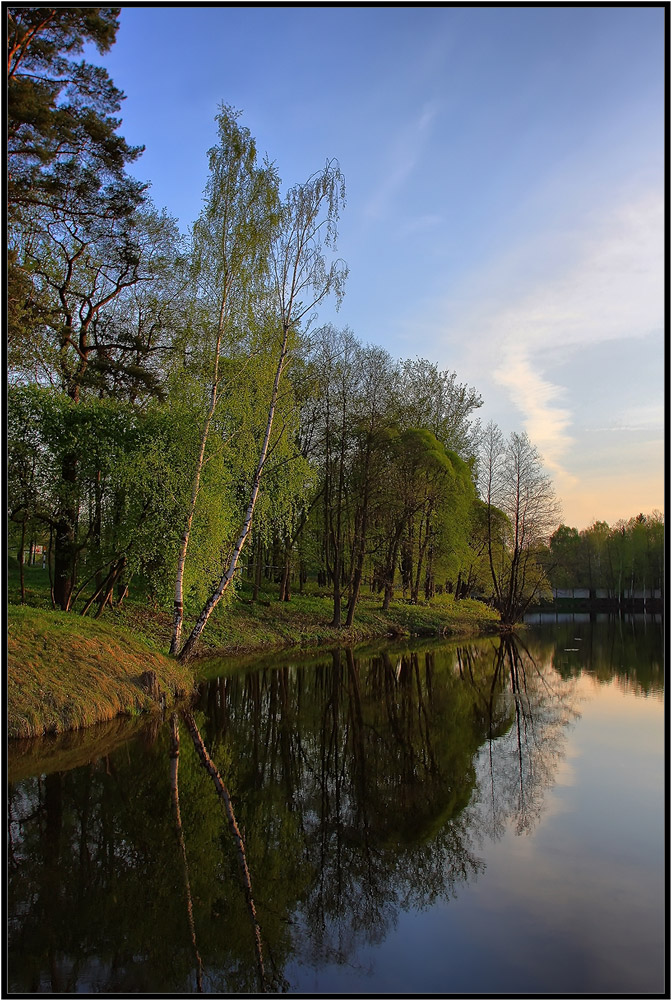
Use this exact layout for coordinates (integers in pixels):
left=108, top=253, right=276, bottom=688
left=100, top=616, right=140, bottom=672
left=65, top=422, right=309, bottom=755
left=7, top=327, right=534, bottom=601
left=545, top=513, right=664, bottom=599
left=10, top=8, right=625, bottom=658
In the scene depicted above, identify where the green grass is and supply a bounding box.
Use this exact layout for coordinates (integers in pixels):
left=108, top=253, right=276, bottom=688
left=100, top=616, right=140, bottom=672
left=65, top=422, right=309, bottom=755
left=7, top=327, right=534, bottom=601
left=107, top=580, right=501, bottom=657
left=8, top=562, right=500, bottom=656
left=7, top=603, right=195, bottom=739
left=7, top=561, right=501, bottom=738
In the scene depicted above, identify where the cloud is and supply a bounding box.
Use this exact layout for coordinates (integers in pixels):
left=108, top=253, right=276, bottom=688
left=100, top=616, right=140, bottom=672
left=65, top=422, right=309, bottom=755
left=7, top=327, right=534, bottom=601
left=456, top=188, right=663, bottom=480
left=398, top=213, right=443, bottom=236
left=364, top=102, right=438, bottom=220
left=511, top=190, right=663, bottom=353
left=493, top=344, right=575, bottom=478
left=607, top=402, right=665, bottom=433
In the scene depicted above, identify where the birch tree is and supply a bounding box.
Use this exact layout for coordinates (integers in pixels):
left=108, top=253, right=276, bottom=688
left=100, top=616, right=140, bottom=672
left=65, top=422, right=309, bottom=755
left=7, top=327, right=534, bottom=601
left=170, top=106, right=280, bottom=653
left=176, top=160, right=347, bottom=661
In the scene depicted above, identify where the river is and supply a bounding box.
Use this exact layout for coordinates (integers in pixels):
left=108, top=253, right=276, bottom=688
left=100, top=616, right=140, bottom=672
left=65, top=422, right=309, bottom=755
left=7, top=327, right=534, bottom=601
left=6, top=615, right=665, bottom=994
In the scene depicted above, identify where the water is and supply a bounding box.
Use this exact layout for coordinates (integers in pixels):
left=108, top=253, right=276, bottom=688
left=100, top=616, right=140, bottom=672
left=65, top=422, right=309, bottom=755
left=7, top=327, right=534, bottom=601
left=6, top=616, right=665, bottom=994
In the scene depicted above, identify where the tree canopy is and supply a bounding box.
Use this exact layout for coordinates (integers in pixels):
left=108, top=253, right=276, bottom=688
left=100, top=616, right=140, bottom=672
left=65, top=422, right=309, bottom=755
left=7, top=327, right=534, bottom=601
left=7, top=7, right=143, bottom=218
left=8, top=6, right=614, bottom=643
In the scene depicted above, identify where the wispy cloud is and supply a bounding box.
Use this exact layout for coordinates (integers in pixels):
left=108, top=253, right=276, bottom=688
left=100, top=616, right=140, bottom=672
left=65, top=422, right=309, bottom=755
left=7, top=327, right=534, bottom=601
left=364, top=102, right=438, bottom=220
left=505, top=190, right=663, bottom=352
left=493, top=344, right=575, bottom=478
left=398, top=213, right=443, bottom=237
left=590, top=401, right=665, bottom=434
left=453, top=188, right=663, bottom=482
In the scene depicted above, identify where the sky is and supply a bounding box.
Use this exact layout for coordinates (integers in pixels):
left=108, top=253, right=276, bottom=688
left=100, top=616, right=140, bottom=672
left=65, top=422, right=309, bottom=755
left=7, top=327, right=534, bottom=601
left=93, top=5, right=665, bottom=530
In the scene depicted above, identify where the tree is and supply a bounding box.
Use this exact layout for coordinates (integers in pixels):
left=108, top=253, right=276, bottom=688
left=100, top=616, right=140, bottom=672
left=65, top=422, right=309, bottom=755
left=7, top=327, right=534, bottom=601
left=320, top=327, right=357, bottom=626
left=398, top=358, right=482, bottom=460
left=15, top=203, right=180, bottom=400
left=548, top=525, right=583, bottom=590
left=422, top=447, right=476, bottom=600
left=7, top=7, right=142, bottom=218
left=7, top=7, right=146, bottom=351
left=452, top=499, right=504, bottom=601
left=6, top=383, right=205, bottom=616
left=7, top=384, right=60, bottom=602
left=169, top=105, right=281, bottom=654
left=20, top=205, right=181, bottom=610
left=580, top=520, right=612, bottom=595
left=6, top=7, right=181, bottom=611
left=391, top=429, right=474, bottom=604
left=343, top=343, right=398, bottom=625
left=480, top=423, right=560, bottom=625
left=176, top=161, right=347, bottom=661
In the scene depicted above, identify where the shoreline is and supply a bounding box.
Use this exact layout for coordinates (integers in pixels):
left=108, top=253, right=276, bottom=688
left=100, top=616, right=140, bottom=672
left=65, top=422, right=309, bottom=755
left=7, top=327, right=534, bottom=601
left=7, top=592, right=501, bottom=740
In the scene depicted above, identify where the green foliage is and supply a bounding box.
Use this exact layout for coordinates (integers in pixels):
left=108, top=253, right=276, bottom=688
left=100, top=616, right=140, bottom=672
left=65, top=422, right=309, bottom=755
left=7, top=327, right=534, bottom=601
left=7, top=384, right=216, bottom=609
left=544, top=512, right=664, bottom=595
left=398, top=357, right=482, bottom=460
left=112, top=403, right=200, bottom=598
left=7, top=7, right=143, bottom=219
left=192, top=104, right=280, bottom=308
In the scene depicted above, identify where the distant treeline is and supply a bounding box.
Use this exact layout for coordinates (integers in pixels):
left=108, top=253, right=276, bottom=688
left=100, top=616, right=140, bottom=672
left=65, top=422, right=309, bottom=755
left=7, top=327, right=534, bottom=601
left=541, top=513, right=664, bottom=601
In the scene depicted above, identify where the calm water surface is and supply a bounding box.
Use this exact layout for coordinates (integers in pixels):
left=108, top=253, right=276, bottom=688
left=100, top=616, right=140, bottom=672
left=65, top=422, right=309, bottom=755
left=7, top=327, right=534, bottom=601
left=7, top=616, right=665, bottom=994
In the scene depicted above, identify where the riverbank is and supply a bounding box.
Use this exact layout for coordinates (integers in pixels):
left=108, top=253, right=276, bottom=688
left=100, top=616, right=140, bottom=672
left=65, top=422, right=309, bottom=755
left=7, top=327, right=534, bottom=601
left=7, top=605, right=195, bottom=739
left=7, top=566, right=501, bottom=738
left=111, top=588, right=502, bottom=658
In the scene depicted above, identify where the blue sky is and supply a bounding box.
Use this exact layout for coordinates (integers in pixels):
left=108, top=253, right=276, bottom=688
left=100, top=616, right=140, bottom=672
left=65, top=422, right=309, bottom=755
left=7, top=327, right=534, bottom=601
left=97, top=5, right=665, bottom=529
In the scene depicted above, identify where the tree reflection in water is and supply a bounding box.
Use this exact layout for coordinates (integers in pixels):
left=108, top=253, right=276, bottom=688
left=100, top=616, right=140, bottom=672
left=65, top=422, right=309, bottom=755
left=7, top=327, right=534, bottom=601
left=457, top=635, right=578, bottom=841
left=169, top=713, right=204, bottom=992
left=7, top=633, right=581, bottom=993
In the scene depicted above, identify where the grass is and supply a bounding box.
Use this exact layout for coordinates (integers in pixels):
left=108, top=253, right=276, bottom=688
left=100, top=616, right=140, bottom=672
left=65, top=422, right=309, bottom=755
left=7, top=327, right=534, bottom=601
left=7, top=561, right=501, bottom=738
left=7, top=603, right=195, bottom=739
left=106, top=583, right=501, bottom=658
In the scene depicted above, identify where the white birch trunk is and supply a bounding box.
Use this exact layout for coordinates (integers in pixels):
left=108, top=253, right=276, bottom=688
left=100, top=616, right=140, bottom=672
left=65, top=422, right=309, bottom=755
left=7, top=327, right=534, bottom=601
left=170, top=323, right=223, bottom=655
left=177, top=325, right=289, bottom=662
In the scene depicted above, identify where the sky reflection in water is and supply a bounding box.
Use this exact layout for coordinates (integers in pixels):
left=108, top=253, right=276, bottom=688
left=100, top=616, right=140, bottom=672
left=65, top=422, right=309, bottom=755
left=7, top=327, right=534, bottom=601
left=6, top=617, right=664, bottom=994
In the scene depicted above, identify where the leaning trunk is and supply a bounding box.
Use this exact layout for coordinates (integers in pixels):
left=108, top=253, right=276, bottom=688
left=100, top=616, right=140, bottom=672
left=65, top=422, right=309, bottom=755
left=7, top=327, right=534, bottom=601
left=178, top=324, right=290, bottom=662
left=171, top=327, right=223, bottom=655
left=181, top=710, right=266, bottom=991
left=169, top=715, right=204, bottom=992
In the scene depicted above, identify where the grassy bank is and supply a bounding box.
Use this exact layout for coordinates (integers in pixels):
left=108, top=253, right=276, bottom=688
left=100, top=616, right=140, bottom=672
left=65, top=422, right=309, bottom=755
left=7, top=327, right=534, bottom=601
left=106, top=585, right=501, bottom=659
left=7, top=604, right=195, bottom=739
left=7, top=562, right=500, bottom=738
